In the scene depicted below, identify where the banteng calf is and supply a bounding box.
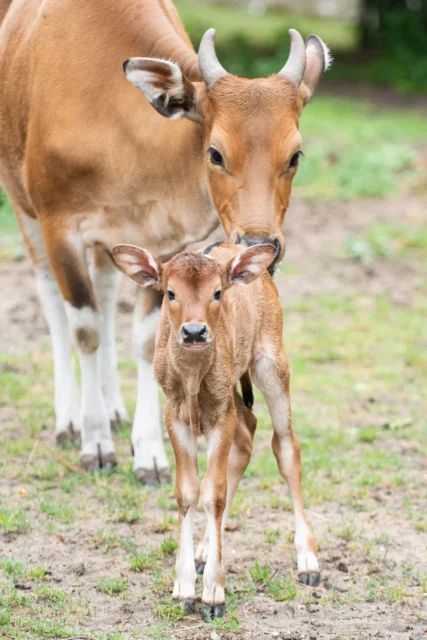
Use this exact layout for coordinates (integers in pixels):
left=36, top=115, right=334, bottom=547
left=113, top=242, right=319, bottom=620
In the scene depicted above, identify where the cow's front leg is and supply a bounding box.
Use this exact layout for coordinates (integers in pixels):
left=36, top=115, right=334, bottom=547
left=42, top=220, right=115, bottom=471
left=90, top=246, right=130, bottom=429
left=167, top=410, right=199, bottom=612
left=131, top=287, right=171, bottom=485
left=253, top=348, right=320, bottom=586
left=200, top=408, right=236, bottom=621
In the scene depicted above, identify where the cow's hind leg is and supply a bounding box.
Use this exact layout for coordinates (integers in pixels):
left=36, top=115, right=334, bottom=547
left=90, top=246, right=130, bottom=429
left=17, top=212, right=80, bottom=444
left=41, top=219, right=115, bottom=470
left=131, top=287, right=170, bottom=485
left=195, top=389, right=256, bottom=574
left=252, top=348, right=320, bottom=586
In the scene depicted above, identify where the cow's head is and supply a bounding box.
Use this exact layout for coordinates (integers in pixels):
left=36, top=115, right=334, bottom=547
left=112, top=243, right=275, bottom=351
left=123, top=29, right=331, bottom=269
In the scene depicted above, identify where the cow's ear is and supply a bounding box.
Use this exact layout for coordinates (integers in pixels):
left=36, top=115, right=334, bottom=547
left=299, top=35, right=332, bottom=107
left=112, top=244, right=162, bottom=288
left=123, top=58, right=200, bottom=122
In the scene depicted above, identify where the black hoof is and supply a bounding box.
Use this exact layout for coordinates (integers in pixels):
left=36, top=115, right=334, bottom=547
left=173, top=598, right=195, bottom=614
left=56, top=423, right=81, bottom=447
left=134, top=467, right=172, bottom=486
left=299, top=571, right=320, bottom=587
left=196, top=562, right=206, bottom=576
left=200, top=602, right=225, bottom=622
left=81, top=451, right=117, bottom=473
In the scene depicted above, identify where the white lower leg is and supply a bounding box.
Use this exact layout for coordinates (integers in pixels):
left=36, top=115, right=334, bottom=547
left=65, top=304, right=114, bottom=458
left=173, top=509, right=197, bottom=601
left=254, top=353, right=319, bottom=577
left=132, top=308, right=168, bottom=472
left=35, top=269, right=80, bottom=437
left=202, top=502, right=225, bottom=606
left=90, top=257, right=129, bottom=424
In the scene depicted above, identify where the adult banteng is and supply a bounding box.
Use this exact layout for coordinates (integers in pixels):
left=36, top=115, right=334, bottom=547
left=0, top=0, right=331, bottom=480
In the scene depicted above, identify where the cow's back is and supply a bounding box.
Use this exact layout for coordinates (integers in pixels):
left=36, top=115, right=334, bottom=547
left=0, top=0, right=200, bottom=216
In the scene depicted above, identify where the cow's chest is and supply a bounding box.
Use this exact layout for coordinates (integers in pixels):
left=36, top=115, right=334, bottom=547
left=75, top=192, right=219, bottom=259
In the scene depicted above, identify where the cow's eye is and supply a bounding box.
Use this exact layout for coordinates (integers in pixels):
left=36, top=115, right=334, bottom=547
left=167, top=290, right=176, bottom=301
left=209, top=147, right=224, bottom=167
left=213, top=290, right=222, bottom=301
left=289, top=150, right=302, bottom=168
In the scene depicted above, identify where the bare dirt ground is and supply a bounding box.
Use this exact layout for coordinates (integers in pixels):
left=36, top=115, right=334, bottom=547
left=1, top=193, right=426, bottom=640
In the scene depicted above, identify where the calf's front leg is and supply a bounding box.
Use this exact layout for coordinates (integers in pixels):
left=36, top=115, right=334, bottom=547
left=200, top=409, right=236, bottom=621
left=166, top=410, right=199, bottom=612
left=195, top=391, right=256, bottom=574
left=252, top=348, right=320, bottom=586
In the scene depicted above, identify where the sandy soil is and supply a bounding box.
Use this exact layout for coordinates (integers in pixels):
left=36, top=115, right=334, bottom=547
left=1, top=193, right=426, bottom=640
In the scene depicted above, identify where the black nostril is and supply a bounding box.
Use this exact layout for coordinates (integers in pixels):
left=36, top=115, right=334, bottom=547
left=182, top=324, right=208, bottom=343
left=273, top=238, right=281, bottom=262
left=122, top=59, right=130, bottom=72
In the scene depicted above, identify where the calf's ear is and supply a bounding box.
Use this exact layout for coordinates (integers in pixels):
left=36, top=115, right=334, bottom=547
left=123, top=58, right=200, bottom=122
left=112, top=244, right=162, bottom=287
left=228, top=244, right=276, bottom=286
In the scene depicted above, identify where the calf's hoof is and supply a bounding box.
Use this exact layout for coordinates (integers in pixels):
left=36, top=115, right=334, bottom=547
left=196, top=562, right=206, bottom=576
left=299, top=571, right=320, bottom=587
left=134, top=467, right=172, bottom=486
left=173, top=598, right=196, bottom=615
left=56, top=423, right=81, bottom=446
left=200, top=602, right=225, bottom=622
left=81, top=450, right=117, bottom=473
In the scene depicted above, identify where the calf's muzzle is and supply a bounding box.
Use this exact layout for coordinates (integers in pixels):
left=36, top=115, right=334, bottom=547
left=181, top=323, right=209, bottom=346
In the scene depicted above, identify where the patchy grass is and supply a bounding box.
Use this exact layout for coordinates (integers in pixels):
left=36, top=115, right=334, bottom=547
left=97, top=577, right=128, bottom=596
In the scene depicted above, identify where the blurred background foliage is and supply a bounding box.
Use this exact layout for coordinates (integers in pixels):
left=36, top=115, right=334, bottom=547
left=178, top=0, right=427, bottom=92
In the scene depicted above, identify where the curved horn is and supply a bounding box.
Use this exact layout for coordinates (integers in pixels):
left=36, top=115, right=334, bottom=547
left=279, top=29, right=306, bottom=86
left=198, top=28, right=228, bottom=86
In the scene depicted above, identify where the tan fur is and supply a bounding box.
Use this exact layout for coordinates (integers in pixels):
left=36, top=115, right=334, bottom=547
left=0, top=0, right=326, bottom=298
left=113, top=241, right=319, bottom=607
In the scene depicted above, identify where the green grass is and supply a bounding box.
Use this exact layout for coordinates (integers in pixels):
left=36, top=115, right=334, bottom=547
left=0, top=503, right=31, bottom=534
left=295, top=98, right=427, bottom=200
left=96, top=577, right=128, bottom=596
left=40, top=495, right=76, bottom=524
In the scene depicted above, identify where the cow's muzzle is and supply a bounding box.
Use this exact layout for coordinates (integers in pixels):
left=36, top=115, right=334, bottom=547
left=235, top=236, right=281, bottom=275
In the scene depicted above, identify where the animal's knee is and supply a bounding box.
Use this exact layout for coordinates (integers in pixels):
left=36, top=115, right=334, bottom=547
left=177, top=479, right=200, bottom=517
left=201, top=478, right=226, bottom=517
left=66, top=305, right=101, bottom=354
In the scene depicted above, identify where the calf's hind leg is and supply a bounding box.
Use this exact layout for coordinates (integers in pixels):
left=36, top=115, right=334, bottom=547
left=195, top=390, right=256, bottom=574
left=41, top=218, right=115, bottom=471
left=252, top=348, right=320, bottom=586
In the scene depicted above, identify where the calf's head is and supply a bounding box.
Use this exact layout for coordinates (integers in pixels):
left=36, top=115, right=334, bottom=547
left=123, top=29, right=331, bottom=270
left=113, top=243, right=275, bottom=350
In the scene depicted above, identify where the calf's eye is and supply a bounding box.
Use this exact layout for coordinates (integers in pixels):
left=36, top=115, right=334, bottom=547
left=167, top=290, right=176, bottom=301
left=213, top=290, right=222, bottom=301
